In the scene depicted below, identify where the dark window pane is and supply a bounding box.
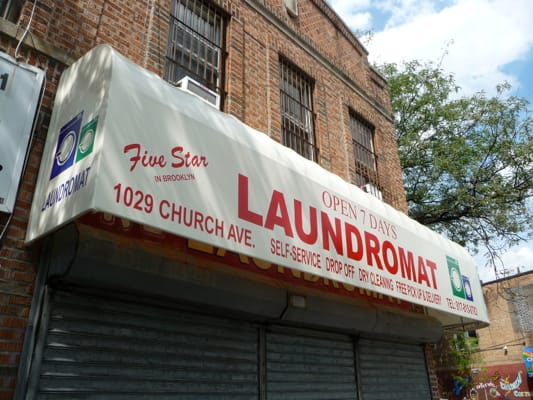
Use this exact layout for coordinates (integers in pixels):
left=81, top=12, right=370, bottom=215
left=279, top=58, right=317, bottom=162
left=1, top=0, right=22, bottom=22
left=350, top=112, right=380, bottom=189
left=165, top=0, right=225, bottom=94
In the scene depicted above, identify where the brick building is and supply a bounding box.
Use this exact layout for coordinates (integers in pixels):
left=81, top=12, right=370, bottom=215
left=1, top=1, right=488, bottom=399
left=470, top=271, right=533, bottom=400
left=436, top=271, right=533, bottom=400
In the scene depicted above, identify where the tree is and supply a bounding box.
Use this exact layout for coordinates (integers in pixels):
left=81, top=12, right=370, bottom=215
left=434, top=332, right=480, bottom=396
left=378, top=60, right=533, bottom=266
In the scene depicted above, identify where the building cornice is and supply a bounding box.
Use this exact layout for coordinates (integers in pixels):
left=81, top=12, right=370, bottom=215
left=244, top=0, right=393, bottom=122
left=308, top=0, right=368, bottom=57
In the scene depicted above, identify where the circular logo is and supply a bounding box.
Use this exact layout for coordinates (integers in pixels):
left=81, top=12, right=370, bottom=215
left=78, top=129, right=94, bottom=154
left=451, top=268, right=462, bottom=291
left=464, top=279, right=472, bottom=298
left=56, top=131, right=76, bottom=166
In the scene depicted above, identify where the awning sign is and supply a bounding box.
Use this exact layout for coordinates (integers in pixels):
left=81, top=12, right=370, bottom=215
left=524, top=348, right=533, bottom=378
left=26, top=45, right=489, bottom=326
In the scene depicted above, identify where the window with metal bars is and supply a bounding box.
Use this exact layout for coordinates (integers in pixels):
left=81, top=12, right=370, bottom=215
left=279, top=57, right=317, bottom=162
left=0, top=0, right=22, bottom=22
left=349, top=111, right=379, bottom=188
left=165, top=0, right=226, bottom=95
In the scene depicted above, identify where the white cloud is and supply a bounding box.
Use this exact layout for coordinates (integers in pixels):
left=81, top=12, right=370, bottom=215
left=501, top=244, right=533, bottom=271
left=344, top=12, right=373, bottom=31
left=329, top=0, right=373, bottom=30
left=375, top=0, right=441, bottom=28
left=475, top=240, right=533, bottom=283
left=366, top=0, right=533, bottom=95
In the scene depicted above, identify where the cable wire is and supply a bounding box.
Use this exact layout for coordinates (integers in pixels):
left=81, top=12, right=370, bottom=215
left=14, top=0, right=38, bottom=58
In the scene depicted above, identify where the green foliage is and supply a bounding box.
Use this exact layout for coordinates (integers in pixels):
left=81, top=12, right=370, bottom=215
left=450, top=335, right=478, bottom=377
left=378, top=60, right=533, bottom=264
left=435, top=333, right=480, bottom=383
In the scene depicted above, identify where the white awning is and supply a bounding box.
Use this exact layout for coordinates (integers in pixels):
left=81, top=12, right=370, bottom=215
left=26, top=45, right=489, bottom=328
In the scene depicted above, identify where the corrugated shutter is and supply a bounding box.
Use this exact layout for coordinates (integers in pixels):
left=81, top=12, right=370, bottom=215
left=357, top=339, right=430, bottom=400
left=30, top=290, right=259, bottom=400
left=266, top=328, right=358, bottom=400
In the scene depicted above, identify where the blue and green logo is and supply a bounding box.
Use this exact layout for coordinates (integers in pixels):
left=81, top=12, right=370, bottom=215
left=50, top=112, right=98, bottom=179
left=447, top=256, right=474, bottom=302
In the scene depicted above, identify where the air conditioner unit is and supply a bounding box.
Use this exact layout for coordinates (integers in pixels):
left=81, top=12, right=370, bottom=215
left=175, top=76, right=220, bottom=109
left=284, top=0, right=298, bottom=17
left=363, top=183, right=383, bottom=201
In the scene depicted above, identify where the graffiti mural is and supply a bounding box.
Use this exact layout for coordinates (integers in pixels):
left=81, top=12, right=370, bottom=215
left=440, top=364, right=533, bottom=400
left=469, top=365, right=532, bottom=400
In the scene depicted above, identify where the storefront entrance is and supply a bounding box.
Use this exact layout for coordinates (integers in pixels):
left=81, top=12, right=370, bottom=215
left=26, top=287, right=431, bottom=400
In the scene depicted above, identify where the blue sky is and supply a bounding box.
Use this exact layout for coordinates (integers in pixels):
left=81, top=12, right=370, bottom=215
left=327, top=0, right=533, bottom=282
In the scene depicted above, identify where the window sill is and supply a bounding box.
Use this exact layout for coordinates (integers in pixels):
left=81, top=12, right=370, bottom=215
left=0, top=18, right=74, bottom=65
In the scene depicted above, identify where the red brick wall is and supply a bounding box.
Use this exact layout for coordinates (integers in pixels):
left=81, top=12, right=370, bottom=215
left=231, top=0, right=406, bottom=210
left=476, top=272, right=533, bottom=367
left=14, top=0, right=405, bottom=206
left=426, top=344, right=444, bottom=400
left=0, top=34, right=65, bottom=398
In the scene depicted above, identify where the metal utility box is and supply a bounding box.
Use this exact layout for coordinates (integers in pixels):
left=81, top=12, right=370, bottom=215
left=0, top=51, right=45, bottom=213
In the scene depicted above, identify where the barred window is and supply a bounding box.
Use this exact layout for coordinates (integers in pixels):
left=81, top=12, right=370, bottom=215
left=279, top=57, right=317, bottom=162
left=350, top=112, right=379, bottom=188
left=165, top=0, right=226, bottom=95
left=1, top=0, right=22, bottom=22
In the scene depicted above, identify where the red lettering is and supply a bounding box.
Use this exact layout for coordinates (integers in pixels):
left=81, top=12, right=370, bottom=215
left=171, top=146, right=185, bottom=167
left=228, top=223, right=252, bottom=245
left=238, top=174, right=439, bottom=294
left=417, top=256, right=431, bottom=288
left=390, top=225, right=398, bottom=240
left=382, top=240, right=398, bottom=274
left=171, top=146, right=208, bottom=168
left=294, top=200, right=318, bottom=244
left=399, top=247, right=416, bottom=282
left=426, top=260, right=438, bottom=289
left=237, top=174, right=263, bottom=226
left=322, top=191, right=357, bottom=220
left=364, top=231, right=383, bottom=270
left=264, top=190, right=294, bottom=237
left=345, top=222, right=363, bottom=261
left=321, top=212, right=343, bottom=255
left=123, top=143, right=166, bottom=171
